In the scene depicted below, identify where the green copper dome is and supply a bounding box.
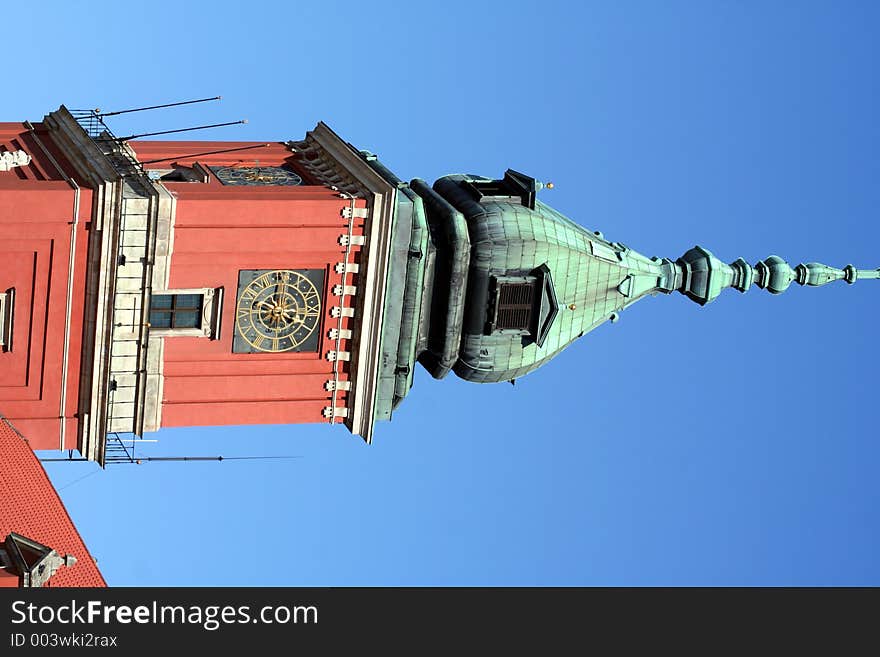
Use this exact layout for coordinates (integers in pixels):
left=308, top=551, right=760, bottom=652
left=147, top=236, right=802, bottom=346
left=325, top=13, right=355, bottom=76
left=366, top=155, right=878, bottom=424
left=431, top=174, right=674, bottom=383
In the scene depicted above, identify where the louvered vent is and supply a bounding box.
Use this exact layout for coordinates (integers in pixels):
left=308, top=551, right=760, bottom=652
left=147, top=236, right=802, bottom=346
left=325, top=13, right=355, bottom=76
left=496, top=283, right=534, bottom=330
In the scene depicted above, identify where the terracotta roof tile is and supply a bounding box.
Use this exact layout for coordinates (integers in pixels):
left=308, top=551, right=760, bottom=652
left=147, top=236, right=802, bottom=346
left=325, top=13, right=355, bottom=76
left=0, top=417, right=106, bottom=587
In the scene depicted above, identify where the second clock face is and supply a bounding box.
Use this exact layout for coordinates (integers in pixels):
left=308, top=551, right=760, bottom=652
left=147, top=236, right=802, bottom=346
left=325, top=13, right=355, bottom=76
left=210, top=165, right=304, bottom=186
left=233, top=269, right=324, bottom=353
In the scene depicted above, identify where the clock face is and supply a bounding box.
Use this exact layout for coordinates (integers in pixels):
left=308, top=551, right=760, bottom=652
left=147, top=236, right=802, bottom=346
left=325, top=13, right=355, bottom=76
left=210, top=165, right=303, bottom=186
left=233, top=269, right=324, bottom=353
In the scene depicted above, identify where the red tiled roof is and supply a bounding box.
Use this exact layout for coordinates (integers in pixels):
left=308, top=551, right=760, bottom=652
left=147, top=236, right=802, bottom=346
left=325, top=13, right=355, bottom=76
left=0, top=417, right=106, bottom=587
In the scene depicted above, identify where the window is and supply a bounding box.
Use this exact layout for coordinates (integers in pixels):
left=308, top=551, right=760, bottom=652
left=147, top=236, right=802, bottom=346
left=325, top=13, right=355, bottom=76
left=486, top=265, right=558, bottom=347
left=464, top=170, right=539, bottom=209
left=0, top=288, right=13, bottom=352
left=148, top=288, right=224, bottom=339
left=150, top=293, right=202, bottom=329
left=147, top=164, right=209, bottom=183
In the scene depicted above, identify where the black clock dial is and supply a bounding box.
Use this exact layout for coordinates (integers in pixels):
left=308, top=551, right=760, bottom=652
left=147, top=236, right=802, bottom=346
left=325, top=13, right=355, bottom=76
left=233, top=269, right=324, bottom=353
left=211, top=165, right=303, bottom=186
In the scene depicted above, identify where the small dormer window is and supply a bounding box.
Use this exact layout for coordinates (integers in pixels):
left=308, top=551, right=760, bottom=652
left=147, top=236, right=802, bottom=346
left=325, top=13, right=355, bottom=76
left=465, top=169, right=539, bottom=209
left=495, top=282, right=535, bottom=330
left=2, top=532, right=72, bottom=588
left=469, top=180, right=521, bottom=204
left=486, top=265, right=559, bottom=346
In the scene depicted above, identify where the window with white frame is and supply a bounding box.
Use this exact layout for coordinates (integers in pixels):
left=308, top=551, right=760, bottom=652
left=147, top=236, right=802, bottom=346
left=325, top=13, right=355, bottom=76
left=148, top=288, right=223, bottom=339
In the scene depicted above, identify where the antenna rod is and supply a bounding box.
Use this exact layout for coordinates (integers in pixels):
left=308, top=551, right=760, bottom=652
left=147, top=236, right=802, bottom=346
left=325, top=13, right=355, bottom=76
left=133, top=456, right=304, bottom=463
left=40, top=455, right=302, bottom=463
left=138, top=143, right=272, bottom=165
left=96, top=96, right=222, bottom=118
left=115, top=120, right=248, bottom=142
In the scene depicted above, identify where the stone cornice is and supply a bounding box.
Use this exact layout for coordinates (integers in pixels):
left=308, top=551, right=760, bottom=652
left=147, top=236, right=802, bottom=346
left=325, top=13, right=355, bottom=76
left=293, top=123, right=397, bottom=443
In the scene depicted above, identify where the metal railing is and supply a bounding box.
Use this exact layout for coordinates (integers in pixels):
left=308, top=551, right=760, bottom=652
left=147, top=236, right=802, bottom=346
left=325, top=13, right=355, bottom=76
left=103, top=432, right=137, bottom=464
left=69, top=110, right=152, bottom=193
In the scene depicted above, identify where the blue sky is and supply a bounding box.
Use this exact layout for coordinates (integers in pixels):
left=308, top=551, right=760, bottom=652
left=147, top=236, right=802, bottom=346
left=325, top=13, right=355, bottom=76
left=10, top=0, right=879, bottom=585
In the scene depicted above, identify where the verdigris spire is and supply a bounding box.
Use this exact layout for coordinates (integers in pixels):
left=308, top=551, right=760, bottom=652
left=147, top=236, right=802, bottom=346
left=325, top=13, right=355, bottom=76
left=674, top=246, right=879, bottom=306
left=363, top=159, right=877, bottom=424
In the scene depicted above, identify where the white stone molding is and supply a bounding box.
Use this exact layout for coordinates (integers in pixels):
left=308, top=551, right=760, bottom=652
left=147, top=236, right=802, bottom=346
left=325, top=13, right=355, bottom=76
left=0, top=149, right=31, bottom=171
left=339, top=234, right=366, bottom=247
left=331, top=306, right=355, bottom=318
left=342, top=206, right=369, bottom=219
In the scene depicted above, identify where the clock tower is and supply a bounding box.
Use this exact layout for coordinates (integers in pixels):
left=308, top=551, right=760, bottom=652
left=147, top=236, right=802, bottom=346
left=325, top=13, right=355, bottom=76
left=1, top=108, right=381, bottom=463
left=1, top=103, right=877, bottom=465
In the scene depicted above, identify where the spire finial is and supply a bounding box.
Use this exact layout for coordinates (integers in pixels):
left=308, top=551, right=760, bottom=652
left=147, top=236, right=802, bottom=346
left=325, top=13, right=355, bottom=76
left=671, top=246, right=879, bottom=306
